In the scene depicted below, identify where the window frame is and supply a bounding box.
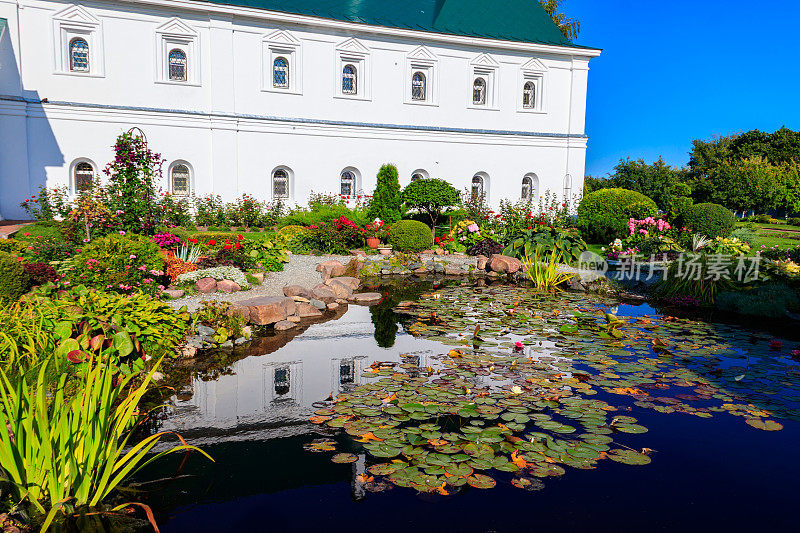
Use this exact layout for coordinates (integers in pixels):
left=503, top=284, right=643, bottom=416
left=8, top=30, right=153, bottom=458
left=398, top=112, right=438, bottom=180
left=522, top=173, right=539, bottom=201
left=262, top=30, right=302, bottom=95
left=471, top=172, right=490, bottom=202
left=169, top=162, right=192, bottom=197
left=168, top=48, right=187, bottom=82
left=518, top=57, right=547, bottom=114
left=53, top=5, right=104, bottom=77
left=155, top=18, right=199, bottom=86
left=410, top=169, right=429, bottom=182
left=468, top=54, right=499, bottom=110
left=341, top=64, right=358, bottom=95
left=271, top=166, right=292, bottom=201
left=404, top=46, right=438, bottom=106
left=69, top=37, right=90, bottom=72
left=334, top=38, right=371, bottom=100
left=70, top=158, right=97, bottom=195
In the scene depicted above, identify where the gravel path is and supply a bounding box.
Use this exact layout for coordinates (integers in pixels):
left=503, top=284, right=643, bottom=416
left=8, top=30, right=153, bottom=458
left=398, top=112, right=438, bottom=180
left=166, top=254, right=373, bottom=312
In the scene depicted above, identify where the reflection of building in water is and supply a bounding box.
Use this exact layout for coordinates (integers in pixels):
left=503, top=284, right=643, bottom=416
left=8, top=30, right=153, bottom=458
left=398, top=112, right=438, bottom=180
left=263, top=360, right=303, bottom=407
left=330, top=356, right=369, bottom=393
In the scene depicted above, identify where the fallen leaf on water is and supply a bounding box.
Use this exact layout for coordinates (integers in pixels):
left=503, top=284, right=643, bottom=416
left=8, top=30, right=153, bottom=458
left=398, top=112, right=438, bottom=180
left=357, top=474, right=374, bottom=483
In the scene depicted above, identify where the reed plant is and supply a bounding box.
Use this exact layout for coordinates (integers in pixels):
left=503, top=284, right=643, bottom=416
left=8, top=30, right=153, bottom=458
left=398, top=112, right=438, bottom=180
left=523, top=249, right=575, bottom=292
left=0, top=356, right=212, bottom=531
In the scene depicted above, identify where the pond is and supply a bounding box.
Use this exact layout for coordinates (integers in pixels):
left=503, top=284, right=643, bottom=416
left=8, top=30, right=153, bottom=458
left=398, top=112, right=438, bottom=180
left=135, top=281, right=800, bottom=532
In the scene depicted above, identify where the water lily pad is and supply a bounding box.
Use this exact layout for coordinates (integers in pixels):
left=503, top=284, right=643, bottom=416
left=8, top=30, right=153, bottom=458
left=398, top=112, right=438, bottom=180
left=745, top=418, right=783, bottom=431
left=466, top=474, right=496, bottom=489
left=331, top=453, right=358, bottom=464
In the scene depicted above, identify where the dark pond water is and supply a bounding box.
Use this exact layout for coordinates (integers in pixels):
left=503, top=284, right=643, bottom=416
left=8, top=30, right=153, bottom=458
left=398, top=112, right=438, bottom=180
left=133, top=281, right=800, bottom=532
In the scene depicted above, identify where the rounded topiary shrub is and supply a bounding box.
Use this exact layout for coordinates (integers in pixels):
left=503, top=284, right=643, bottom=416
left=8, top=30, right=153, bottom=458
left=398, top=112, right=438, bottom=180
left=684, top=203, right=736, bottom=238
left=0, top=252, right=32, bottom=301
left=388, top=220, right=434, bottom=252
left=577, top=188, right=658, bottom=244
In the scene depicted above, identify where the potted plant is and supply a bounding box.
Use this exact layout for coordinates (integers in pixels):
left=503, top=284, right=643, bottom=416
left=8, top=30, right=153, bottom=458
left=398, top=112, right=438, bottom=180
left=363, top=219, right=388, bottom=249
left=153, top=232, right=182, bottom=258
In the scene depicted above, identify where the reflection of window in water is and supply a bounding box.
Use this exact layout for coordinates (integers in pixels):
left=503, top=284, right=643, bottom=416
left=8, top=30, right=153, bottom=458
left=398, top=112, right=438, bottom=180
left=340, top=361, right=354, bottom=384
left=274, top=366, right=290, bottom=396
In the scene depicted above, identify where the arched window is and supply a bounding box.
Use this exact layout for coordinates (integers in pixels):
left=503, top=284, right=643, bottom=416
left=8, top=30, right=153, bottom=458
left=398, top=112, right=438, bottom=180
left=472, top=78, right=486, bottom=105
left=411, top=71, right=426, bottom=101
left=74, top=161, right=95, bottom=192
left=341, top=170, right=356, bottom=196
left=168, top=49, right=187, bottom=81
left=564, top=174, right=573, bottom=203
left=411, top=173, right=423, bottom=182
left=340, top=360, right=354, bottom=385
left=471, top=175, right=484, bottom=199
left=171, top=164, right=190, bottom=197
left=69, top=38, right=89, bottom=72
left=342, top=64, right=357, bottom=95
left=521, top=176, right=533, bottom=200
left=274, top=366, right=290, bottom=396
left=273, top=168, right=289, bottom=199
left=273, top=57, right=289, bottom=88
left=523, top=81, right=536, bottom=109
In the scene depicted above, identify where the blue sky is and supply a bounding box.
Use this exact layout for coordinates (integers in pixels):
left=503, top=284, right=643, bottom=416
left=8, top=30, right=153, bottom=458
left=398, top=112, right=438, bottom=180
left=567, top=0, right=800, bottom=177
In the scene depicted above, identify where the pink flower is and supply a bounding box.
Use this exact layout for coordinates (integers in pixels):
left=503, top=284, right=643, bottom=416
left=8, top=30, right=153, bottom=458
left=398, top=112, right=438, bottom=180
left=119, top=230, right=126, bottom=235
left=515, top=342, right=524, bottom=348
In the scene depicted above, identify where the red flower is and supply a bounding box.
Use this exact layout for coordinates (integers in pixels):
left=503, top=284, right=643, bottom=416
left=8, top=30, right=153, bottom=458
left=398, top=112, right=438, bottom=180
left=189, top=238, right=198, bottom=244
left=223, top=244, right=233, bottom=250
left=238, top=234, right=244, bottom=240
left=208, top=239, right=216, bottom=246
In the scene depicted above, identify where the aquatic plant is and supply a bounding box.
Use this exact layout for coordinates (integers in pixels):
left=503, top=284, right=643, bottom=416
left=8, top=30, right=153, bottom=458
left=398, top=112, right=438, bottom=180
left=0, top=356, right=212, bottom=530
left=523, top=249, right=575, bottom=292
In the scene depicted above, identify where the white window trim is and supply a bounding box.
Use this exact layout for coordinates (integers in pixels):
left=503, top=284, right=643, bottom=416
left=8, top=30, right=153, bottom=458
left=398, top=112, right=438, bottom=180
left=52, top=5, right=105, bottom=77
left=468, top=54, right=499, bottom=110
left=262, top=29, right=302, bottom=95
left=472, top=171, right=491, bottom=202
left=404, top=46, right=438, bottom=106
left=155, top=18, right=200, bottom=86
left=334, top=38, right=371, bottom=101
left=69, top=157, right=98, bottom=196
left=168, top=160, right=193, bottom=197
left=271, top=165, right=293, bottom=201
left=522, top=173, right=540, bottom=200
left=517, top=57, right=547, bottom=114
left=410, top=169, right=429, bottom=182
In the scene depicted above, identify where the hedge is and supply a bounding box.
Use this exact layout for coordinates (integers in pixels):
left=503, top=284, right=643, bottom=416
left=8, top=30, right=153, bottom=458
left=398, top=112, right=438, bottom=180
left=0, top=252, right=32, bottom=301
left=684, top=203, right=736, bottom=238
left=577, top=188, right=658, bottom=244
left=388, top=220, right=434, bottom=252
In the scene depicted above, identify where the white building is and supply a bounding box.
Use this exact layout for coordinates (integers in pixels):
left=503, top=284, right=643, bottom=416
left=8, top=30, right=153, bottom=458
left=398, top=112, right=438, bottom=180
left=0, top=0, right=600, bottom=219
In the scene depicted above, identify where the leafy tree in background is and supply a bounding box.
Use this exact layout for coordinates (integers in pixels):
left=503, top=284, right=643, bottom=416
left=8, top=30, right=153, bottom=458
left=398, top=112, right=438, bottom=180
left=367, top=164, right=401, bottom=224
left=401, top=178, right=460, bottom=238
left=539, top=0, right=581, bottom=41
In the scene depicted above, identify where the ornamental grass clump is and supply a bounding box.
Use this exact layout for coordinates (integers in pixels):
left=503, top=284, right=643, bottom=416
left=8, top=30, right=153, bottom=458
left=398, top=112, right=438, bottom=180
left=523, top=249, right=575, bottom=293
left=0, top=356, right=212, bottom=531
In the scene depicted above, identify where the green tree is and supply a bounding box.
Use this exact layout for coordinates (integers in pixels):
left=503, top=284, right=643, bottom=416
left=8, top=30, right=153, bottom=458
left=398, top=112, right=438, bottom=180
left=401, top=178, right=460, bottom=238
left=539, top=0, right=581, bottom=41
left=697, top=157, right=800, bottom=213
left=604, top=158, right=691, bottom=215
left=367, top=164, right=401, bottom=224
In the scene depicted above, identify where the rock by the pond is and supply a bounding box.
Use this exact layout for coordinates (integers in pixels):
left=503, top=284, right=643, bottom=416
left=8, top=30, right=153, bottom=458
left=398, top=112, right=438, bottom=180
left=252, top=272, right=265, bottom=283
left=310, top=299, right=327, bottom=310
left=296, top=302, right=324, bottom=318
left=414, top=267, right=428, bottom=275
left=238, top=296, right=296, bottom=325
left=162, top=288, right=184, bottom=299
left=284, top=285, right=311, bottom=299
left=197, top=324, right=215, bottom=337
left=326, top=279, right=354, bottom=299
left=444, top=265, right=463, bottom=276
left=195, top=277, right=217, bottom=293
left=489, top=254, right=523, bottom=274
left=350, top=292, right=382, bottom=304
left=568, top=276, right=586, bottom=292
left=274, top=320, right=297, bottom=331
left=326, top=276, right=360, bottom=291
left=336, top=298, right=348, bottom=304
left=311, top=284, right=337, bottom=303
left=327, top=302, right=339, bottom=310
left=217, top=280, right=241, bottom=293
left=316, top=259, right=347, bottom=279
left=476, top=255, right=489, bottom=270
left=487, top=271, right=500, bottom=279
left=287, top=315, right=301, bottom=323
left=292, top=296, right=310, bottom=303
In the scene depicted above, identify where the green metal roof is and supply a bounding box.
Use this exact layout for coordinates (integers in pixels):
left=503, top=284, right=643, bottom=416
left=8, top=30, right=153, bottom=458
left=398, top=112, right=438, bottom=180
left=197, top=0, right=593, bottom=49
left=0, top=18, right=7, bottom=36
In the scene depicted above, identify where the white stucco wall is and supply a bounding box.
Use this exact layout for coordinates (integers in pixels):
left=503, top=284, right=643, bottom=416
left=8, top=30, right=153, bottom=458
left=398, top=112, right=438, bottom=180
left=0, top=0, right=599, bottom=219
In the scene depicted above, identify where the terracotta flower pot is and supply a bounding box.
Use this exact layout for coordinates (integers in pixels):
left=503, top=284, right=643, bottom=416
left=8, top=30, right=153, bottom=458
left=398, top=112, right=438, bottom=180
left=366, top=237, right=381, bottom=249
left=158, top=249, right=175, bottom=259
left=378, top=247, right=392, bottom=256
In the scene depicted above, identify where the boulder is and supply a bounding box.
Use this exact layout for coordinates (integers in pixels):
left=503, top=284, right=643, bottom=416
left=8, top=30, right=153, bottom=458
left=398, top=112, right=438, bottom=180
left=237, top=296, right=296, bottom=325
left=349, top=292, right=382, bottom=305
left=162, top=288, right=184, bottom=299
left=316, top=259, right=347, bottom=279
left=488, top=254, right=523, bottom=274
left=274, top=320, right=297, bottom=331
left=444, top=265, right=464, bottom=276
left=217, top=280, right=241, bottom=293
left=229, top=304, right=250, bottom=322
left=287, top=315, right=301, bottom=323
left=283, top=285, right=311, bottom=299
left=292, top=296, right=310, bottom=303
left=327, top=302, right=340, bottom=311
left=350, top=249, right=367, bottom=257
left=296, top=302, right=324, bottom=318
left=326, top=279, right=354, bottom=299
left=413, top=267, right=428, bottom=275
left=327, top=276, right=360, bottom=290
left=336, top=298, right=348, bottom=304
left=252, top=272, right=265, bottom=283
left=476, top=255, right=489, bottom=270
left=311, top=284, right=337, bottom=303
left=310, top=299, right=327, bottom=310
left=195, top=277, right=217, bottom=293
